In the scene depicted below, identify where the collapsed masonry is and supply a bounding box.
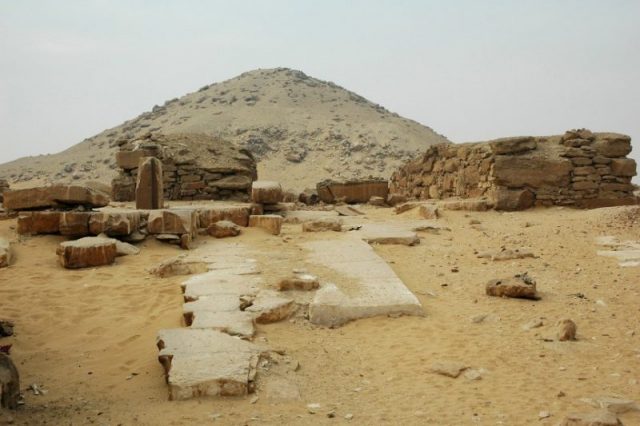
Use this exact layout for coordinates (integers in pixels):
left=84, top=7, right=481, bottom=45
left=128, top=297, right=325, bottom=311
left=111, top=133, right=257, bottom=202
left=390, top=129, right=637, bottom=210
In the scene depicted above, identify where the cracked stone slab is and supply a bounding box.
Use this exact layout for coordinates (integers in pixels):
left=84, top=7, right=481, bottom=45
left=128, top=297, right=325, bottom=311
left=183, top=295, right=243, bottom=321
left=189, top=310, right=256, bottom=338
left=181, top=272, right=262, bottom=301
left=245, top=290, right=296, bottom=323
left=349, top=223, right=420, bottom=246
left=156, top=328, right=265, bottom=400
left=303, top=237, right=423, bottom=326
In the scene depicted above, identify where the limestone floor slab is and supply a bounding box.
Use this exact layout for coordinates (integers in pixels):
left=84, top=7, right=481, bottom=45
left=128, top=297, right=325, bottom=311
left=181, top=272, right=262, bottom=301
left=156, top=328, right=263, bottom=400
left=189, top=310, right=256, bottom=338
left=303, top=237, right=423, bottom=326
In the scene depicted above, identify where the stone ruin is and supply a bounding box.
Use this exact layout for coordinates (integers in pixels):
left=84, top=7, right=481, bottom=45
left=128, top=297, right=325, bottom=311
left=111, top=133, right=257, bottom=202
left=390, top=129, right=637, bottom=210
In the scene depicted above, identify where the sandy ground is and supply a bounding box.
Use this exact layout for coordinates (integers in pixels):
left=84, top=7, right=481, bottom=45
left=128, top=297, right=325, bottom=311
left=1, top=204, right=639, bottom=425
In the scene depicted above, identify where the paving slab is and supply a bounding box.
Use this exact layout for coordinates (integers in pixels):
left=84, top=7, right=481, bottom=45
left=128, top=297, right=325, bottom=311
left=303, top=237, right=423, bottom=326
left=156, top=328, right=264, bottom=400
left=245, top=290, right=295, bottom=323
left=181, top=272, right=262, bottom=301
left=189, top=310, right=255, bottom=338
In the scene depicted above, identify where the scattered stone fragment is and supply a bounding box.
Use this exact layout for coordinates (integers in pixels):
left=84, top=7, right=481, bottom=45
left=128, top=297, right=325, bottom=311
left=418, top=204, right=439, bottom=219
left=56, top=237, right=117, bottom=269
left=0, top=238, right=12, bottom=268
left=245, top=291, right=295, bottom=323
left=522, top=318, right=544, bottom=331
left=334, top=205, right=365, bottom=216
left=207, top=220, right=241, bottom=238
left=306, top=403, right=321, bottom=414
left=358, top=224, right=420, bottom=246
left=464, top=368, right=485, bottom=381
left=368, top=196, right=387, bottom=207
left=430, top=361, right=468, bottom=378
left=249, top=215, right=283, bottom=235
left=302, top=218, right=342, bottom=232
left=278, top=273, right=320, bottom=291
left=580, top=395, right=640, bottom=414
left=251, top=181, right=283, bottom=204
left=485, top=273, right=538, bottom=299
left=558, top=409, right=622, bottom=426
left=477, top=248, right=536, bottom=261
left=0, top=353, right=20, bottom=409
left=557, top=319, right=577, bottom=341
left=394, top=202, right=420, bottom=214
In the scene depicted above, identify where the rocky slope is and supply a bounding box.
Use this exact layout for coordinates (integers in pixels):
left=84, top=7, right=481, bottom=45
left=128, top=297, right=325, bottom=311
left=0, top=68, right=448, bottom=191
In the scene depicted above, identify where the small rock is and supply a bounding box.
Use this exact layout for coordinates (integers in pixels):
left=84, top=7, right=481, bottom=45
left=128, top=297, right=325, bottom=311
left=558, top=409, right=622, bottom=426
left=522, top=318, right=544, bottom=331
left=307, top=403, right=321, bottom=414
left=464, top=368, right=485, bottom=381
left=557, top=319, right=577, bottom=341
left=486, top=272, right=538, bottom=299
left=345, top=413, right=354, bottom=420
left=471, top=314, right=488, bottom=324
left=430, top=361, right=468, bottom=378
left=539, top=410, right=551, bottom=419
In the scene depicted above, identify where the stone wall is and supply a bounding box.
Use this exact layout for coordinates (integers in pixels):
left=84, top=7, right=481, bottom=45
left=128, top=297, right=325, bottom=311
left=112, top=133, right=257, bottom=202
left=390, top=129, right=637, bottom=210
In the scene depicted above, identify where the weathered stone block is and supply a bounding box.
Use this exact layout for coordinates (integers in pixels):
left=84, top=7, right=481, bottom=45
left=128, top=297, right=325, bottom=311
left=492, top=188, right=535, bottom=211
left=493, top=156, right=572, bottom=187
left=59, top=212, right=91, bottom=236
left=251, top=181, right=283, bottom=204
left=89, top=212, right=141, bottom=236
left=148, top=209, right=198, bottom=236
left=249, top=214, right=283, bottom=235
left=489, top=136, right=537, bottom=155
left=594, top=133, right=632, bottom=157
left=198, top=206, right=250, bottom=227
left=317, top=179, right=389, bottom=204
left=0, top=238, right=12, bottom=268
left=116, top=150, right=146, bottom=170
left=136, top=157, right=164, bottom=209
left=17, top=211, right=61, bottom=235
left=3, top=185, right=110, bottom=211
left=57, top=237, right=117, bottom=268
left=610, top=158, right=636, bottom=177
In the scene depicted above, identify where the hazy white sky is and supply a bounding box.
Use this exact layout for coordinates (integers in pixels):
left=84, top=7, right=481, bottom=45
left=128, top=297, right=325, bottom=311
left=1, top=1, right=639, bottom=174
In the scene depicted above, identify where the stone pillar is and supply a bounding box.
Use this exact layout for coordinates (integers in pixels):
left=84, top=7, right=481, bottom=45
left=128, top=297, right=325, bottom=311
left=136, top=157, right=164, bottom=209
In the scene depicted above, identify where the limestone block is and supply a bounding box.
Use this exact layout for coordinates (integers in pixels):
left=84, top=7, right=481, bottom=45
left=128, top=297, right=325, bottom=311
left=89, top=211, right=141, bottom=236
left=136, top=157, right=164, bottom=209
left=301, top=218, right=342, bottom=232
left=418, top=204, right=439, bottom=219
left=485, top=273, right=538, bottom=299
left=594, top=133, right=632, bottom=157
left=189, top=310, right=256, bottom=338
left=492, top=188, right=535, bottom=211
left=17, top=211, right=61, bottom=235
left=59, top=212, right=91, bottom=236
left=493, top=156, right=572, bottom=188
left=198, top=206, right=250, bottom=227
left=0, top=238, right=12, bottom=267
left=317, top=179, right=389, bottom=204
left=116, top=150, right=146, bottom=169
left=56, top=237, right=117, bottom=268
left=489, top=136, right=537, bottom=155
left=3, top=185, right=110, bottom=210
left=278, top=273, right=320, bottom=291
left=207, top=220, right=241, bottom=238
left=148, top=209, right=197, bottom=237
left=245, top=290, right=295, bottom=323
left=210, top=175, right=252, bottom=190
left=251, top=181, right=283, bottom=204
left=249, top=215, right=283, bottom=235
left=610, top=158, right=636, bottom=177
left=156, top=328, right=264, bottom=400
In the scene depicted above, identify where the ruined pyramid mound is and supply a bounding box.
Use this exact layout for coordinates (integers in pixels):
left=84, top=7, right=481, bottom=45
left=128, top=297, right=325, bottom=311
left=0, top=68, right=449, bottom=191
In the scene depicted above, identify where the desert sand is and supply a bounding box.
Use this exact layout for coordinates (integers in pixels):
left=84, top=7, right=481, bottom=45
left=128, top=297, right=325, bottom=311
left=1, top=203, right=639, bottom=425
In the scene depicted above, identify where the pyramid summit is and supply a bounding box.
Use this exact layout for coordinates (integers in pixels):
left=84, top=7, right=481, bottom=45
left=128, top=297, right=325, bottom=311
left=0, top=67, right=448, bottom=191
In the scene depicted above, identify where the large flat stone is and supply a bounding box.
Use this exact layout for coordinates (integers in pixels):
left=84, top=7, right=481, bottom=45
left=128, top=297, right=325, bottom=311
left=356, top=224, right=420, bottom=246
left=56, top=236, right=117, bottom=269
left=3, top=185, right=110, bottom=210
left=304, top=237, right=423, bottom=326
left=188, top=310, right=255, bottom=338
left=181, top=272, right=262, bottom=301
left=156, top=328, right=264, bottom=400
